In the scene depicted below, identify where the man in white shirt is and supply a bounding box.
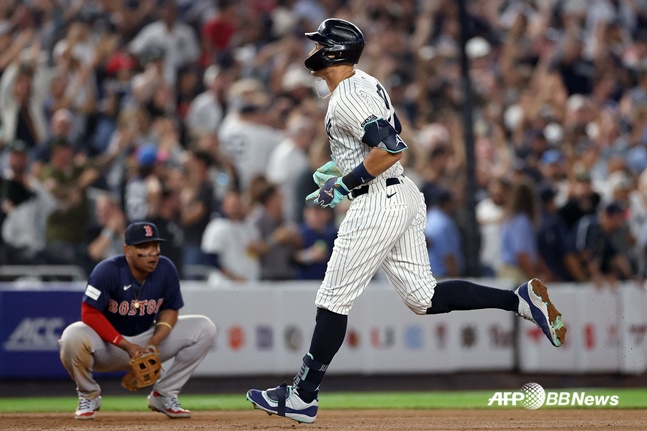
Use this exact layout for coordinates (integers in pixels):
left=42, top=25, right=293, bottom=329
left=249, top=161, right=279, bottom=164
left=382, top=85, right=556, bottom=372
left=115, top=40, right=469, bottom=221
left=218, top=80, right=284, bottom=191
left=185, top=65, right=225, bottom=137
left=129, top=0, right=200, bottom=85
left=201, top=190, right=261, bottom=285
left=266, top=112, right=315, bottom=222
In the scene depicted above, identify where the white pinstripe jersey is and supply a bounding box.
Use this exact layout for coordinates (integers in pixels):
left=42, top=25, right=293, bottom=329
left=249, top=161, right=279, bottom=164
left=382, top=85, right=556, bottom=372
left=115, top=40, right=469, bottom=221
left=325, top=69, right=405, bottom=182
left=315, top=69, right=435, bottom=316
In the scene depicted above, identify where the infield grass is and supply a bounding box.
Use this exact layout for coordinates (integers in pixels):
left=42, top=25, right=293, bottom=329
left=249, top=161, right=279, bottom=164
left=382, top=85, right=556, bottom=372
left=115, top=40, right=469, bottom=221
left=0, top=388, right=645, bottom=413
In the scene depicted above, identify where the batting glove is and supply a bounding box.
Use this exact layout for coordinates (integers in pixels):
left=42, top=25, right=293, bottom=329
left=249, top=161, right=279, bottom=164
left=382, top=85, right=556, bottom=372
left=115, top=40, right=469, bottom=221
left=306, top=177, right=350, bottom=208
left=312, top=159, right=342, bottom=188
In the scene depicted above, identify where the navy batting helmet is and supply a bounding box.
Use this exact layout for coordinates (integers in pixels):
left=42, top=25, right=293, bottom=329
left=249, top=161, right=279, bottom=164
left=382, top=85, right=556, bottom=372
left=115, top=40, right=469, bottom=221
left=305, top=19, right=365, bottom=72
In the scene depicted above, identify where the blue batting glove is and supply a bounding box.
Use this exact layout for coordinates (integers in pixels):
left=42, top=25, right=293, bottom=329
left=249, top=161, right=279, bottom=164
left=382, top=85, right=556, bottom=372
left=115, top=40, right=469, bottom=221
left=312, top=177, right=350, bottom=208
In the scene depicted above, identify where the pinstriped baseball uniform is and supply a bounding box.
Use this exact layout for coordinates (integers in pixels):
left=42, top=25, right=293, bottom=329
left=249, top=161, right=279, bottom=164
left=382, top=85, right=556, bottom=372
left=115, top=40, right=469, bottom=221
left=315, top=69, right=437, bottom=315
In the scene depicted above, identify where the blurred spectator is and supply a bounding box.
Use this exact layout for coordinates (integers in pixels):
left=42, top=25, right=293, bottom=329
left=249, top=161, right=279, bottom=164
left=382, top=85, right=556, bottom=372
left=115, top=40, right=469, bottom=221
left=538, top=149, right=569, bottom=204
left=558, top=170, right=602, bottom=230
left=85, top=192, right=126, bottom=268
left=175, top=65, right=203, bottom=119
left=149, top=187, right=185, bottom=277
left=93, top=51, right=137, bottom=155
left=252, top=182, right=300, bottom=281
left=294, top=201, right=337, bottom=281
left=629, top=169, right=647, bottom=260
left=418, top=142, right=453, bottom=207
left=200, top=0, right=239, bottom=67
left=38, top=138, right=99, bottom=267
left=266, top=111, right=315, bottom=222
left=123, top=143, right=162, bottom=223
left=476, top=176, right=511, bottom=277
left=179, top=149, right=215, bottom=268
left=0, top=22, right=35, bottom=76
left=425, top=188, right=464, bottom=279
left=0, top=61, right=49, bottom=150
left=129, top=0, right=200, bottom=85
left=218, top=79, right=284, bottom=191
left=50, top=21, right=99, bottom=146
left=0, top=140, right=55, bottom=264
left=201, top=189, right=261, bottom=284
left=185, top=65, right=226, bottom=137
left=498, top=179, right=541, bottom=286
left=573, top=200, right=634, bottom=287
left=32, top=108, right=76, bottom=177
left=550, top=34, right=595, bottom=96
left=536, top=183, right=585, bottom=282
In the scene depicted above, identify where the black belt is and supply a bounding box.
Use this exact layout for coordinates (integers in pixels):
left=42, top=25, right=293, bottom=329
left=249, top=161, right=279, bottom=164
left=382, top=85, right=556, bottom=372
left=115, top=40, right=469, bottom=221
left=351, top=178, right=401, bottom=198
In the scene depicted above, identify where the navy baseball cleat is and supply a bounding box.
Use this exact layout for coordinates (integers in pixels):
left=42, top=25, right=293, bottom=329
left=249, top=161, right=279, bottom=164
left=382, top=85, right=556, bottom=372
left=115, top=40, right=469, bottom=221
left=246, top=383, right=318, bottom=424
left=515, top=278, right=567, bottom=347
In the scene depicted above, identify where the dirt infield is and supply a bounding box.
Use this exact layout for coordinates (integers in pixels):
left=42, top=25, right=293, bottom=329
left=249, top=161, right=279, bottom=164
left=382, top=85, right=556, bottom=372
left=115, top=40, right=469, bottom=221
left=1, top=409, right=646, bottom=431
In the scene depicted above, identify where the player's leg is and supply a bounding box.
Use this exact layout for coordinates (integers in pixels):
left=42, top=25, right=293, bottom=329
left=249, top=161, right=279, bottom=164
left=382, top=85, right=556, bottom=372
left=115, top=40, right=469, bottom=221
left=295, top=190, right=420, bottom=400
left=144, top=315, right=216, bottom=418
left=427, top=279, right=518, bottom=314
left=59, top=322, right=129, bottom=394
left=59, top=321, right=127, bottom=419
left=150, top=315, right=217, bottom=397
left=247, top=189, right=416, bottom=422
left=380, top=178, right=566, bottom=346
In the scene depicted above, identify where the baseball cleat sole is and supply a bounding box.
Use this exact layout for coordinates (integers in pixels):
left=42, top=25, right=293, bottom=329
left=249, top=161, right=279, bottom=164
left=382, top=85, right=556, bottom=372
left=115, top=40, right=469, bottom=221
left=529, top=279, right=567, bottom=347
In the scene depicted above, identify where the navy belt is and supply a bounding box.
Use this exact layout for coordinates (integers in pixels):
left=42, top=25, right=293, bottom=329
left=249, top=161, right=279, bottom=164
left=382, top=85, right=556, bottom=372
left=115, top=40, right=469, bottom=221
left=351, top=178, right=400, bottom=198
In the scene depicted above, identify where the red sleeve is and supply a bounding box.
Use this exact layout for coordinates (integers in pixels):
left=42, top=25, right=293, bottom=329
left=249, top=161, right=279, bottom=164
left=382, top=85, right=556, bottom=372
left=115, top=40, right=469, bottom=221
left=81, top=302, right=124, bottom=346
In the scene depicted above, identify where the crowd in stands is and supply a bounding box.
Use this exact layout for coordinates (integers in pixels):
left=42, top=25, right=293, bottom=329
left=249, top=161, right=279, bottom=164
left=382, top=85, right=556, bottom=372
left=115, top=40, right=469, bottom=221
left=0, top=0, right=646, bottom=288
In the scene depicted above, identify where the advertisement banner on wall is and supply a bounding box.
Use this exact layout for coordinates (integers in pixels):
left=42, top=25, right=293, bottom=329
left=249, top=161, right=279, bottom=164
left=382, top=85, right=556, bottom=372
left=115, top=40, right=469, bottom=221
left=181, top=281, right=515, bottom=377
left=0, top=283, right=84, bottom=378
left=2, top=281, right=645, bottom=379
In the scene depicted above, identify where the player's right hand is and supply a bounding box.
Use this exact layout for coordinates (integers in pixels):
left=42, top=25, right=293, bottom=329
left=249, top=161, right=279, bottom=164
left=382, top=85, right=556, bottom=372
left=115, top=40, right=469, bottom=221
left=123, top=342, right=147, bottom=359
left=313, top=159, right=342, bottom=187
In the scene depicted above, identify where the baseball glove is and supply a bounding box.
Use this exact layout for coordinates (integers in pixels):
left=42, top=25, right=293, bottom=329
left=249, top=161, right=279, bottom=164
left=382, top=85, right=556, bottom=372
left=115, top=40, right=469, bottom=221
left=120, top=345, right=162, bottom=392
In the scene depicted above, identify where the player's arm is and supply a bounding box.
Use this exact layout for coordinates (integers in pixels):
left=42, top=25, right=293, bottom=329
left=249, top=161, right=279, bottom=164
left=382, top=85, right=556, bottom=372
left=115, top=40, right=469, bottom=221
left=334, top=115, right=406, bottom=191
left=338, top=89, right=408, bottom=190
left=81, top=302, right=145, bottom=358
left=361, top=147, right=403, bottom=179
left=147, top=309, right=179, bottom=348
left=146, top=258, right=184, bottom=347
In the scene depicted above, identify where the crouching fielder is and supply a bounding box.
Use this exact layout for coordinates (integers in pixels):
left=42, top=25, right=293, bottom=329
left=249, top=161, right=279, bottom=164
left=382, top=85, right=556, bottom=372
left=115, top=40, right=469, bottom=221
left=59, top=222, right=217, bottom=420
left=246, top=18, right=567, bottom=425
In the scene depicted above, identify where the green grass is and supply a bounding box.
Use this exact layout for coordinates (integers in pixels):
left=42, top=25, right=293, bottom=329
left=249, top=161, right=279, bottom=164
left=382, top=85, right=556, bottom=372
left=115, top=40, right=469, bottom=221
left=1, top=389, right=645, bottom=413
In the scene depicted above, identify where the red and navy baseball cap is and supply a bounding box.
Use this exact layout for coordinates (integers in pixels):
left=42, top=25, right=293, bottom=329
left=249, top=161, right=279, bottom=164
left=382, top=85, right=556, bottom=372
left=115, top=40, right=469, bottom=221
left=125, top=222, right=166, bottom=245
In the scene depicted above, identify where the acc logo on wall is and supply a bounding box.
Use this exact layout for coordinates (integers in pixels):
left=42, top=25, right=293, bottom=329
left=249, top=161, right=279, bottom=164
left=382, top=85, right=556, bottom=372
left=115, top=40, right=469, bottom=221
left=3, top=317, right=65, bottom=351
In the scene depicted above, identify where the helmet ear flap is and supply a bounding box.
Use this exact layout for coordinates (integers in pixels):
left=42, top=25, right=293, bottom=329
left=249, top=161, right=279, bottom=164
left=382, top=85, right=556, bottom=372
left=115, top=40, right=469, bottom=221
left=305, top=47, right=331, bottom=71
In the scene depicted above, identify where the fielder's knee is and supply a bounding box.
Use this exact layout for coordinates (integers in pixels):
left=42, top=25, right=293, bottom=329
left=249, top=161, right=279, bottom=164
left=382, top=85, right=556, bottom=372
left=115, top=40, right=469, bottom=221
left=182, top=315, right=217, bottom=347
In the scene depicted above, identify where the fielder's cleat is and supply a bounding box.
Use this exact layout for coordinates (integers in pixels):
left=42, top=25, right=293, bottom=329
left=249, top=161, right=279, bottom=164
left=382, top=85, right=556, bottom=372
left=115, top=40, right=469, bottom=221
left=246, top=383, right=318, bottom=424
left=147, top=391, right=191, bottom=418
left=74, top=395, right=101, bottom=420
left=515, top=278, right=567, bottom=347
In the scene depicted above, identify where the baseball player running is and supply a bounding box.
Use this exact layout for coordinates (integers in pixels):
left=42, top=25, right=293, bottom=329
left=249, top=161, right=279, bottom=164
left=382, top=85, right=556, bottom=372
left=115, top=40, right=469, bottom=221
left=246, top=18, right=567, bottom=424
left=59, top=222, right=217, bottom=420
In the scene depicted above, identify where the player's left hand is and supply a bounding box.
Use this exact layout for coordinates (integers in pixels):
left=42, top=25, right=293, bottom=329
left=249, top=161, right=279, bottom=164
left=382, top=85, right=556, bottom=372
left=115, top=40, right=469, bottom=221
left=306, top=177, right=350, bottom=208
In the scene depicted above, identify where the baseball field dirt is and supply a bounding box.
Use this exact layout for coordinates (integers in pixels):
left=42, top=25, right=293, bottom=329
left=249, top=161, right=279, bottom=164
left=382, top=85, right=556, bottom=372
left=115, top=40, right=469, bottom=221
left=1, top=409, right=646, bottom=431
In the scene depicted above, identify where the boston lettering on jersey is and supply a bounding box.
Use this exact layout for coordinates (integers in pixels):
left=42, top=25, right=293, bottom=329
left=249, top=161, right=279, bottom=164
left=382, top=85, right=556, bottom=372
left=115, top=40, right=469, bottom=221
left=83, top=255, right=183, bottom=336
left=107, top=297, right=164, bottom=316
